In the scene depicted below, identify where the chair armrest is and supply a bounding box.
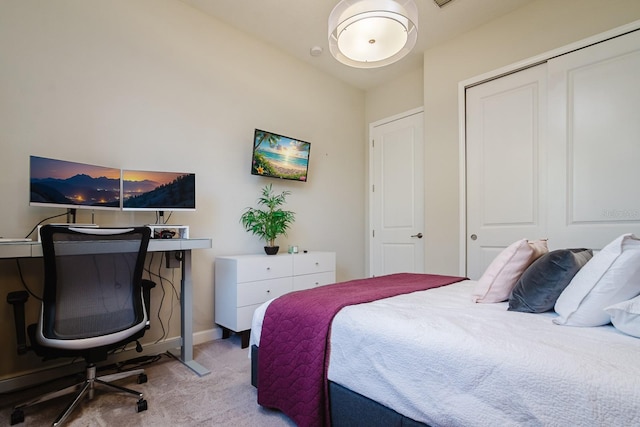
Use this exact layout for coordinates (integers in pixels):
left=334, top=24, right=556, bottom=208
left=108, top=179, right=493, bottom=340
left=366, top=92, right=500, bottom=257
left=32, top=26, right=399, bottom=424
left=141, top=279, right=157, bottom=290
left=141, top=280, right=156, bottom=329
left=6, top=291, right=30, bottom=355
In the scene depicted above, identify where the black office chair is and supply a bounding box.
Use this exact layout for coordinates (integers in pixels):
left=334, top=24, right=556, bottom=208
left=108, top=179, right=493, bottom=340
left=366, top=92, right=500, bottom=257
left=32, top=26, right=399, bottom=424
left=6, top=225, right=155, bottom=426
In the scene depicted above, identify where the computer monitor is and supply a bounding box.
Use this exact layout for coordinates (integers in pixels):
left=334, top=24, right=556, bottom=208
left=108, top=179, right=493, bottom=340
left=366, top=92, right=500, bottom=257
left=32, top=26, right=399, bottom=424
left=29, top=156, right=121, bottom=211
left=121, top=169, right=196, bottom=211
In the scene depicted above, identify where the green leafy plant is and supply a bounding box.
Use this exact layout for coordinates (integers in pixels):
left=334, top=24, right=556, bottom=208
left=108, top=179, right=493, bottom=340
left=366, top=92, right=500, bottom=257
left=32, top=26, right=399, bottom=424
left=240, top=184, right=295, bottom=248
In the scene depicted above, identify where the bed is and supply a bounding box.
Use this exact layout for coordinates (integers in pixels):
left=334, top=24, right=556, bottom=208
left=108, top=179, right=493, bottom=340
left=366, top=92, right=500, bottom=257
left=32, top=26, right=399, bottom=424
left=249, top=239, right=640, bottom=427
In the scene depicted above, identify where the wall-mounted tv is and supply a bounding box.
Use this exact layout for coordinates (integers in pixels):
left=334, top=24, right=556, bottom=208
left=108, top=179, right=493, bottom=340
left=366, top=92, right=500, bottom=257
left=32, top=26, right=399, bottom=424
left=121, top=169, right=196, bottom=211
left=29, top=156, right=121, bottom=210
left=251, top=129, right=310, bottom=182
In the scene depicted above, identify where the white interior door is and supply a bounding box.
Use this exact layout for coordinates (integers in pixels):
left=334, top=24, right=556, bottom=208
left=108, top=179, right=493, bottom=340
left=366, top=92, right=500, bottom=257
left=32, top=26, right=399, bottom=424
left=466, top=64, right=547, bottom=279
left=547, top=29, right=640, bottom=250
left=370, top=109, right=424, bottom=277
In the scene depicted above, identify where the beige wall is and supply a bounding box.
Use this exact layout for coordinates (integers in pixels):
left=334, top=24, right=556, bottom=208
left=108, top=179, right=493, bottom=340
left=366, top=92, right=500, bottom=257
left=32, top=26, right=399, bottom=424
left=0, top=0, right=365, bottom=379
left=365, top=66, right=424, bottom=125
left=422, top=0, right=640, bottom=275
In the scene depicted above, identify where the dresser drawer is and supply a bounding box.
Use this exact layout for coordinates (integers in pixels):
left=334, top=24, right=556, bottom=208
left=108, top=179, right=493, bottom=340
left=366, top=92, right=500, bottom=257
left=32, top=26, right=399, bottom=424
left=237, top=277, right=292, bottom=307
left=236, top=304, right=263, bottom=332
left=236, top=255, right=292, bottom=283
left=293, top=252, right=336, bottom=276
left=293, top=271, right=336, bottom=291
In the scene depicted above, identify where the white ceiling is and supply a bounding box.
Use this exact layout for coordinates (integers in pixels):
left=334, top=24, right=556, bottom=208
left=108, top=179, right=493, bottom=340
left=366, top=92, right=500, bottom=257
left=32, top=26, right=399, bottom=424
left=180, top=0, right=536, bottom=90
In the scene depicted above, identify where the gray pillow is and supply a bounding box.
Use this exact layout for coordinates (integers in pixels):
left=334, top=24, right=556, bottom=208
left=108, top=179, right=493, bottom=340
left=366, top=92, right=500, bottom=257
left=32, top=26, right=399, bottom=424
left=508, top=248, right=593, bottom=313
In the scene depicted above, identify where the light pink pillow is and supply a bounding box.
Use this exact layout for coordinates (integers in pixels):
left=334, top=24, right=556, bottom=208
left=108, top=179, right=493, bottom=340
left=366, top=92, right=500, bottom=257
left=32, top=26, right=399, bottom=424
left=472, top=239, right=548, bottom=303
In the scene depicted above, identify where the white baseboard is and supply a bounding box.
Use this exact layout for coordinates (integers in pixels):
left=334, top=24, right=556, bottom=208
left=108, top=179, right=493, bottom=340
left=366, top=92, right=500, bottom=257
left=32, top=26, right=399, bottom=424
left=193, top=327, right=223, bottom=345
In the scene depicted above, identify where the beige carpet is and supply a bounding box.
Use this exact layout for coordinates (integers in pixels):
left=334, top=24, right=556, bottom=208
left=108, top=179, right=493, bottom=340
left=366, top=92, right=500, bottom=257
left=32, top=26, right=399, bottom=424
left=0, top=336, right=296, bottom=426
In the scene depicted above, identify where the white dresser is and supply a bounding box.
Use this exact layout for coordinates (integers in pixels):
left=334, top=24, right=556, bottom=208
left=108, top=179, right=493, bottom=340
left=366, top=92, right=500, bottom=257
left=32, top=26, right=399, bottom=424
left=214, top=251, right=336, bottom=347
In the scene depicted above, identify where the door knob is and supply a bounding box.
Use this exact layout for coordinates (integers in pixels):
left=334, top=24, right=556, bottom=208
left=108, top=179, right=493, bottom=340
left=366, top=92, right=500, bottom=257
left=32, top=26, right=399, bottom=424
left=470, top=234, right=477, bottom=241
left=411, top=233, right=423, bottom=238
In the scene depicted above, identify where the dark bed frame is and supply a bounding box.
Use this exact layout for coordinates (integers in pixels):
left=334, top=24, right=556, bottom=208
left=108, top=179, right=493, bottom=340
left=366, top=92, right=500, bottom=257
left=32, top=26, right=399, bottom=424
left=251, top=345, right=428, bottom=427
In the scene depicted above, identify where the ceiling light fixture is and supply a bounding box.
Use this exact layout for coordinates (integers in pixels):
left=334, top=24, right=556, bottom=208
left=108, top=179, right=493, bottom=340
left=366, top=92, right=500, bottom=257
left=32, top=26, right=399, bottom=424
left=328, top=0, right=418, bottom=69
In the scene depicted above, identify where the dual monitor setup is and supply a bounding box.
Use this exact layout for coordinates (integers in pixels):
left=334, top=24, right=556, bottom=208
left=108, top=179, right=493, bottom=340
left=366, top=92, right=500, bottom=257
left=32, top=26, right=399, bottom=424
left=29, top=156, right=195, bottom=241
left=29, top=156, right=196, bottom=213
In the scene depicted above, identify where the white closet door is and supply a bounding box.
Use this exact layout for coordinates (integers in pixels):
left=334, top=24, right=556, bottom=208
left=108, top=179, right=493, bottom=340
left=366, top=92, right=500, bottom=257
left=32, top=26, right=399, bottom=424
left=547, top=30, right=640, bottom=250
left=466, top=64, right=547, bottom=279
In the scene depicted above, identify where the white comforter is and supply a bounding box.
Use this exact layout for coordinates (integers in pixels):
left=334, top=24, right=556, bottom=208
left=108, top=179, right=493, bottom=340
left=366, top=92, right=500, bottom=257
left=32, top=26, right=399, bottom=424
left=252, top=280, right=640, bottom=426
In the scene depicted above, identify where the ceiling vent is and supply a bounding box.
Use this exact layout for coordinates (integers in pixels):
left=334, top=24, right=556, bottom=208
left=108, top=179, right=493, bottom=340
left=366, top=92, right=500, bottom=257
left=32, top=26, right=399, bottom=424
left=433, top=0, right=454, bottom=7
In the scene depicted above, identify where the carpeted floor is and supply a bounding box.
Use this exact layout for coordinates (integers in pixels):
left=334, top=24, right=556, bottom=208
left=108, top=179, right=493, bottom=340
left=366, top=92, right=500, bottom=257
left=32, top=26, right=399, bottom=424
left=0, top=335, right=296, bottom=426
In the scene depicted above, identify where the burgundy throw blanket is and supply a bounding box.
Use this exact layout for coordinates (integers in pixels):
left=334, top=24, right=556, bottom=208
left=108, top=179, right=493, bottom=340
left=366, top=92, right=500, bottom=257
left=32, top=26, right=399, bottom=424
left=257, top=273, right=466, bottom=427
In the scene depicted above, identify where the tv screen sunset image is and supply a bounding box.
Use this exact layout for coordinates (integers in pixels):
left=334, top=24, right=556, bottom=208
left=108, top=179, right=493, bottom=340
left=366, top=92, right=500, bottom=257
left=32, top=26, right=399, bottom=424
left=252, top=130, right=310, bottom=181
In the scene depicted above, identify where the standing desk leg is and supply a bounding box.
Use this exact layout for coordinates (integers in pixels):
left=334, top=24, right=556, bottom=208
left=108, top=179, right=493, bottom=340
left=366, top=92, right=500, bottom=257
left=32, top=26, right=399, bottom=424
left=170, top=249, right=210, bottom=376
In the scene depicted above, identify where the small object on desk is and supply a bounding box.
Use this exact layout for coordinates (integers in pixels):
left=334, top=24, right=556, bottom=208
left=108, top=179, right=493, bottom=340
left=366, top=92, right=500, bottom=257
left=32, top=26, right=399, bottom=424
left=156, top=229, right=175, bottom=239
left=146, top=224, right=189, bottom=239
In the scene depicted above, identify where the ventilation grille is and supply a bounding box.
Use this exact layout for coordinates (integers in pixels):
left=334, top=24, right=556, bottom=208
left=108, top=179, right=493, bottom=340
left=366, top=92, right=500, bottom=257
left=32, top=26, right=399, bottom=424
left=433, top=0, right=454, bottom=7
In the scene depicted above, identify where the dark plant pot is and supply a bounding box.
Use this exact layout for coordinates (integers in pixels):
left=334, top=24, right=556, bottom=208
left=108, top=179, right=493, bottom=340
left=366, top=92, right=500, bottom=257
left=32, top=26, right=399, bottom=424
left=264, top=246, right=279, bottom=255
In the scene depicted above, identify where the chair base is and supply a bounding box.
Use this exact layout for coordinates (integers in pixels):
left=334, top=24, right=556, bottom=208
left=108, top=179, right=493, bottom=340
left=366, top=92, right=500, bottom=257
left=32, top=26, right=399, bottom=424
left=10, top=364, right=148, bottom=426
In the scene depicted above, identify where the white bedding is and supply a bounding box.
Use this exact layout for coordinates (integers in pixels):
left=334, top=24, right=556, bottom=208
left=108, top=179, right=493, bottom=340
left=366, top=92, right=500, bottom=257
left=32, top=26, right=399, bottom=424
left=252, top=280, right=640, bottom=426
left=249, top=296, right=274, bottom=349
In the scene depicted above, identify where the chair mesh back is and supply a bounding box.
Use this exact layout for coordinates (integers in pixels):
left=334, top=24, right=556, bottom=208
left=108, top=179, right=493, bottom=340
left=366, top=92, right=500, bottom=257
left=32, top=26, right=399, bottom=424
left=40, top=226, right=150, bottom=341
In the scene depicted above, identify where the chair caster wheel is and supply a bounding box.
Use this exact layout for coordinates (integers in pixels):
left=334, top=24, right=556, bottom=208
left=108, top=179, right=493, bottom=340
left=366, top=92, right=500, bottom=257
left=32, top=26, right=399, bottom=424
left=10, top=409, right=25, bottom=425
left=136, top=399, right=148, bottom=412
left=137, top=373, right=147, bottom=384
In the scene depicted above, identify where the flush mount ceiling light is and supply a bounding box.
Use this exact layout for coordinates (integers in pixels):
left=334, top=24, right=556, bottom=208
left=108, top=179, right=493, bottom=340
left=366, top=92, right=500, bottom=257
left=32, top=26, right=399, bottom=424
left=328, top=0, right=418, bottom=69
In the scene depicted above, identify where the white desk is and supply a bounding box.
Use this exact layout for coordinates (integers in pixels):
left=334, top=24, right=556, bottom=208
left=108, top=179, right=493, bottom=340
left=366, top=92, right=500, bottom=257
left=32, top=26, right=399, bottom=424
left=0, top=237, right=212, bottom=378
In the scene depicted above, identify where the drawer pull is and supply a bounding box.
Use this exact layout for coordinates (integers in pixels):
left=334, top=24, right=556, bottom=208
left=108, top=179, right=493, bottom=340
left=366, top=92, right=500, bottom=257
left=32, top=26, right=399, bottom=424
left=266, top=267, right=271, bottom=270
left=315, top=262, right=319, bottom=266
left=267, top=289, right=271, bottom=293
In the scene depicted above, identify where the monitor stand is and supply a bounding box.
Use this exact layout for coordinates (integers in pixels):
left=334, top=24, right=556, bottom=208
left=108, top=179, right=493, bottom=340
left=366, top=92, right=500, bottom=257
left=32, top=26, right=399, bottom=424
left=66, top=208, right=77, bottom=224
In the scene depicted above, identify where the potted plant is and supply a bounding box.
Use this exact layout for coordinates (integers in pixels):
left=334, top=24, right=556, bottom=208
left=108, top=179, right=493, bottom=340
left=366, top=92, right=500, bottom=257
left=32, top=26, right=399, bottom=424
left=240, top=184, right=295, bottom=255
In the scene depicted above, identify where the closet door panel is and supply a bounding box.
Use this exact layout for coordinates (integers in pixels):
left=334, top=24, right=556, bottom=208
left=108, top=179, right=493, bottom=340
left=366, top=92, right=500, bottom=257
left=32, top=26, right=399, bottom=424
left=547, top=29, right=640, bottom=249
left=465, top=64, right=547, bottom=279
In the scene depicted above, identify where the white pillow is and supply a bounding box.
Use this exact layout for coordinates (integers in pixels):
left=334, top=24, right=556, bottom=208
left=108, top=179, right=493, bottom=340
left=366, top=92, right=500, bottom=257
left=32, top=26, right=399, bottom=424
left=554, top=234, right=640, bottom=326
left=605, top=295, right=640, bottom=338
left=472, top=239, right=548, bottom=303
